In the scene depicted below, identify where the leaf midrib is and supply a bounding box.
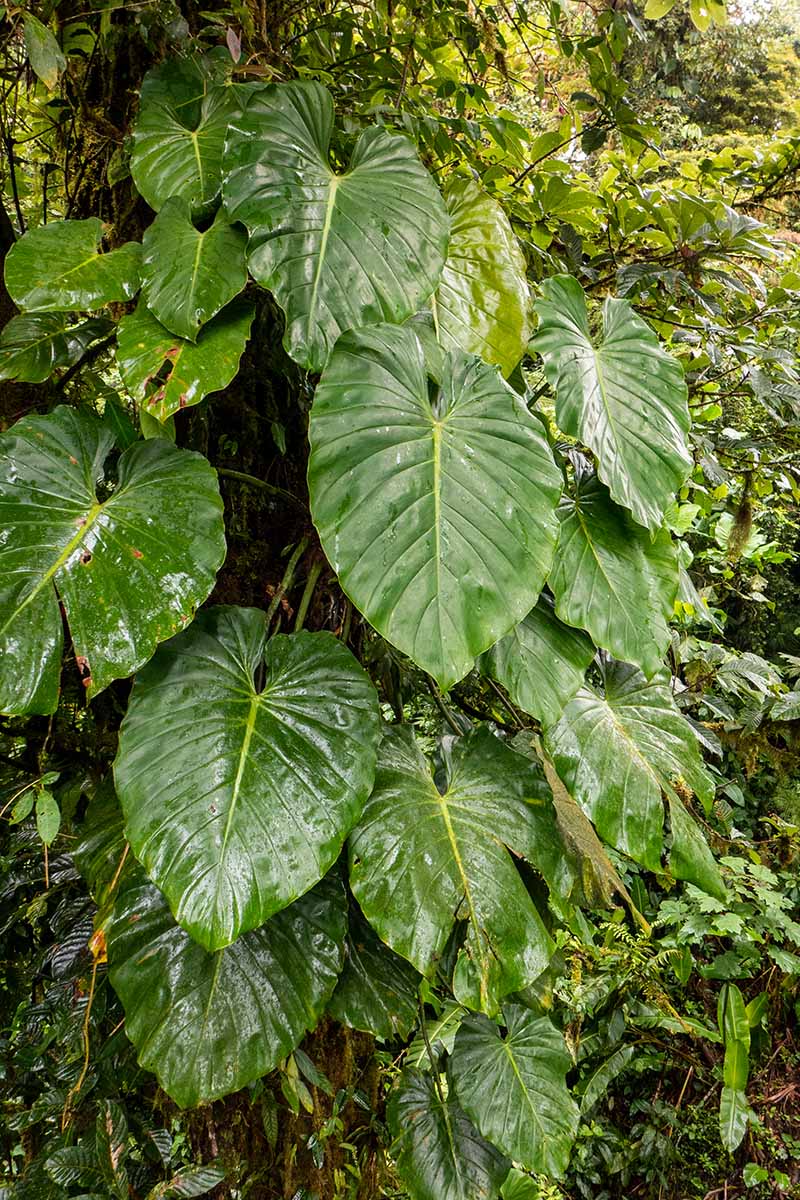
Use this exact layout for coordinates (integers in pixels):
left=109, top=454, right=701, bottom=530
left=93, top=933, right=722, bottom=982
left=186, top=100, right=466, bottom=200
left=435, top=788, right=490, bottom=1011
left=0, top=499, right=103, bottom=638
left=307, top=172, right=340, bottom=344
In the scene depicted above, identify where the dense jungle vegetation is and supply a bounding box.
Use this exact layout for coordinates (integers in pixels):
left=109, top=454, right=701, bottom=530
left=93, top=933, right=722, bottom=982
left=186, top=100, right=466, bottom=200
left=1, top=1, right=799, bottom=1197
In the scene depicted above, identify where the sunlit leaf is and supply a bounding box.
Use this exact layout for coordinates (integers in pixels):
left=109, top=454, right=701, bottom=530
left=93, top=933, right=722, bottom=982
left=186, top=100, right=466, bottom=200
left=4, top=218, right=141, bottom=312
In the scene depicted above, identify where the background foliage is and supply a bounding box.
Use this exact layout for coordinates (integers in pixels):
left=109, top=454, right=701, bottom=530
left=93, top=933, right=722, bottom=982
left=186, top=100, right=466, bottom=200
left=1, top=1, right=799, bottom=1199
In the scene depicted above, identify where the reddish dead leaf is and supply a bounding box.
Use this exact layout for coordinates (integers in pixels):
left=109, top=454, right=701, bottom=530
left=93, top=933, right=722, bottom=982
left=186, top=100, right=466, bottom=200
left=76, top=655, right=92, bottom=689
left=131, top=548, right=143, bottom=559
left=226, top=26, right=241, bottom=62
left=89, top=928, right=107, bottom=964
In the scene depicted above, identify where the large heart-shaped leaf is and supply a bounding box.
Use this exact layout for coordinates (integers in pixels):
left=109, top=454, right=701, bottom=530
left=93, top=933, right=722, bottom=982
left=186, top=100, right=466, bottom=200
left=4, top=218, right=141, bottom=312
left=116, top=297, right=254, bottom=421
left=115, top=606, right=380, bottom=951
left=388, top=1069, right=509, bottom=1200
left=0, top=313, right=113, bottom=383
left=106, top=866, right=346, bottom=1107
left=548, top=476, right=678, bottom=678
left=434, top=179, right=531, bottom=377
left=479, top=595, right=594, bottom=726
left=544, top=660, right=723, bottom=895
left=131, top=85, right=241, bottom=216
left=308, top=325, right=561, bottom=691
left=141, top=199, right=247, bottom=341
left=328, top=901, right=421, bottom=1041
left=0, top=407, right=225, bottom=715
left=533, top=275, right=691, bottom=531
left=223, top=81, right=449, bottom=371
left=451, top=1006, right=579, bottom=1176
left=349, top=725, right=554, bottom=1016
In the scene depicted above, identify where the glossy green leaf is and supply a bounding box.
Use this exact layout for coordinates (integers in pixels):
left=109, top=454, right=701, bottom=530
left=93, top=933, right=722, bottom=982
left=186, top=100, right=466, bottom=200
left=328, top=902, right=421, bottom=1041
left=4, top=219, right=141, bottom=312
left=115, top=606, right=380, bottom=951
left=23, top=14, right=66, bottom=91
left=719, top=983, right=751, bottom=1048
left=0, top=313, right=112, bottom=383
left=95, top=1101, right=128, bottom=1200
left=131, top=86, right=241, bottom=216
left=116, top=297, right=253, bottom=422
left=349, top=726, right=554, bottom=1016
left=139, top=53, right=230, bottom=125
left=146, top=1164, right=226, bottom=1199
left=141, top=199, right=247, bottom=341
left=479, top=595, right=594, bottom=726
left=667, top=792, right=726, bottom=904
left=35, top=791, right=60, bottom=846
left=451, top=1006, right=578, bottom=1177
left=434, top=179, right=531, bottom=377
left=0, top=407, right=225, bottom=715
left=719, top=1086, right=750, bottom=1151
left=388, top=1069, right=509, bottom=1200
left=223, top=81, right=449, bottom=371
left=533, top=275, right=691, bottom=531
left=309, top=325, right=562, bottom=691
left=106, top=866, right=346, bottom=1107
left=544, top=661, right=723, bottom=895
left=548, top=476, right=678, bottom=678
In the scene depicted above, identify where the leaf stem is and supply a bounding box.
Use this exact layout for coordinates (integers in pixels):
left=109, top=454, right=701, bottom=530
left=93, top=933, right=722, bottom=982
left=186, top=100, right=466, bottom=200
left=294, top=557, right=324, bottom=632
left=217, top=468, right=305, bottom=508
left=266, top=536, right=309, bottom=630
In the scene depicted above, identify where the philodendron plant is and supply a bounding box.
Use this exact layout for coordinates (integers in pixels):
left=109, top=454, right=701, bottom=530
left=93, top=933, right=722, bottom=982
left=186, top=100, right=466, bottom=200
left=0, top=50, right=731, bottom=1197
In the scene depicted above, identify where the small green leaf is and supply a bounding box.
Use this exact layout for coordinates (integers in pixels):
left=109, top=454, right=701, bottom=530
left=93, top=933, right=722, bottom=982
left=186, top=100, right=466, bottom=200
left=388, top=1069, right=509, bottom=1200
left=117, top=297, right=254, bottom=422
left=450, top=1006, right=579, bottom=1177
left=10, top=789, right=35, bottom=825
left=141, top=200, right=248, bottom=341
left=35, top=790, right=60, bottom=846
left=23, top=14, right=66, bottom=91
left=4, top=219, right=141, bottom=312
left=643, top=0, right=678, bottom=16
left=719, top=1085, right=751, bottom=1152
left=435, top=179, right=531, bottom=378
